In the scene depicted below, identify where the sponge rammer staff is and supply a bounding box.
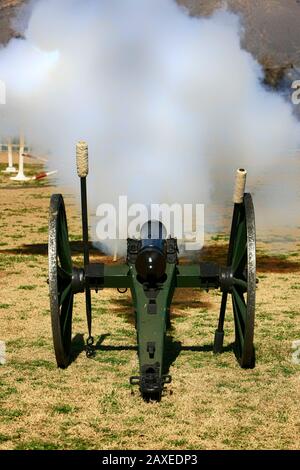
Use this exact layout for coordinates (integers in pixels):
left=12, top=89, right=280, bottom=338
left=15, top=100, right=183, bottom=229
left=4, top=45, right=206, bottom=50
left=76, top=141, right=94, bottom=356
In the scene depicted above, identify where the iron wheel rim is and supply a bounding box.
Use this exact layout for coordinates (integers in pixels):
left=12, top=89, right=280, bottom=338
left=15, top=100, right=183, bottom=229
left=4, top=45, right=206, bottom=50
left=229, top=193, right=256, bottom=368
left=48, top=194, right=73, bottom=368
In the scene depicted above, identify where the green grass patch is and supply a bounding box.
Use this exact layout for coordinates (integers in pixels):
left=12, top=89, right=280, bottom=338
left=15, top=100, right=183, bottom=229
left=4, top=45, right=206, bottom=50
left=0, top=254, right=38, bottom=269
left=100, top=428, right=120, bottom=441
left=171, top=438, right=188, bottom=447
left=0, top=385, right=18, bottom=400
left=37, top=226, right=48, bottom=233
left=31, top=338, right=49, bottom=348
left=69, top=234, right=82, bottom=241
left=210, top=233, right=229, bottom=242
left=282, top=310, right=298, bottom=319
left=7, top=338, right=25, bottom=348
left=18, top=285, right=37, bottom=290
left=10, top=359, right=55, bottom=371
left=115, top=328, right=135, bottom=338
left=0, top=408, right=24, bottom=421
left=95, top=355, right=129, bottom=366
left=65, top=438, right=91, bottom=450
left=42, top=309, right=50, bottom=316
left=100, top=390, right=121, bottom=414
left=15, top=440, right=62, bottom=450
left=52, top=404, right=74, bottom=414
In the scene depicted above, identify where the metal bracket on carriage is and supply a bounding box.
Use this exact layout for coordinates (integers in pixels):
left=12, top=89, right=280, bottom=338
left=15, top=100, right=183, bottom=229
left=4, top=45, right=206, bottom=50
left=127, top=238, right=142, bottom=264
left=71, top=267, right=85, bottom=294
left=127, top=237, right=178, bottom=265
left=130, top=372, right=172, bottom=392
left=165, top=238, right=179, bottom=264
left=199, top=262, right=220, bottom=291
left=219, top=267, right=235, bottom=293
left=143, top=288, right=159, bottom=314
left=71, top=263, right=106, bottom=294
left=199, top=262, right=235, bottom=293
left=85, top=263, right=105, bottom=293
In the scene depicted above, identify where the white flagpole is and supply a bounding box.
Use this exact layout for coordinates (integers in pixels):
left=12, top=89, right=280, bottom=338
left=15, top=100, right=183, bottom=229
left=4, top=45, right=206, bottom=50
left=2, top=138, right=17, bottom=173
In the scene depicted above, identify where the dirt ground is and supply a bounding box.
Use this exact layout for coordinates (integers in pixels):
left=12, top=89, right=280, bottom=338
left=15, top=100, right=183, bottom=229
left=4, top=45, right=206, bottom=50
left=0, top=153, right=299, bottom=450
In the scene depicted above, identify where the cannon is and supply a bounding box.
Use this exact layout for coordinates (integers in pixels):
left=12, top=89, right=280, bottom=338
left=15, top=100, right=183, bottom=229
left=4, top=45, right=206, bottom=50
left=48, top=142, right=256, bottom=400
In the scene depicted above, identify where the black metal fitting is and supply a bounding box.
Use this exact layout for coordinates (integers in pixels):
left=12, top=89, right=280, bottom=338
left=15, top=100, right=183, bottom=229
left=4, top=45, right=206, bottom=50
left=128, top=237, right=178, bottom=266
left=85, top=336, right=95, bottom=358
left=165, top=238, right=179, bottom=264
left=127, top=239, right=142, bottom=264
left=147, top=342, right=156, bottom=359
left=117, top=288, right=128, bottom=294
left=130, top=369, right=172, bottom=393
left=219, top=267, right=234, bottom=292
left=144, top=288, right=159, bottom=314
left=147, top=299, right=157, bottom=315
left=199, top=262, right=220, bottom=290
left=129, top=376, right=141, bottom=386
left=71, top=268, right=85, bottom=294
left=85, top=263, right=104, bottom=291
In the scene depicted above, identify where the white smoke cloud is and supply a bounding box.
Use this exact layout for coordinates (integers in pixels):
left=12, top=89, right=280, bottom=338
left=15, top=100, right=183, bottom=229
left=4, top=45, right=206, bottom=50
left=0, top=0, right=299, bottom=252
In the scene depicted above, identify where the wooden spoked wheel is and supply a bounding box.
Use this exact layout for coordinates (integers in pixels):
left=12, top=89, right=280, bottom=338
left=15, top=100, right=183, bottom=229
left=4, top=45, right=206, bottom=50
left=229, top=193, right=256, bottom=368
left=48, top=194, right=73, bottom=368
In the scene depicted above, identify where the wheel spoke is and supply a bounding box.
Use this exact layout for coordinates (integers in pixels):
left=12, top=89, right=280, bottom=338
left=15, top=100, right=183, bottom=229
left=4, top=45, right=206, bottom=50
left=232, top=296, right=244, bottom=356
left=226, top=204, right=240, bottom=265
left=232, top=286, right=247, bottom=324
left=57, top=265, right=72, bottom=281
left=61, top=290, right=73, bottom=342
left=232, top=277, right=248, bottom=291
left=58, top=282, right=72, bottom=306
left=231, top=217, right=246, bottom=274
left=232, top=286, right=247, bottom=356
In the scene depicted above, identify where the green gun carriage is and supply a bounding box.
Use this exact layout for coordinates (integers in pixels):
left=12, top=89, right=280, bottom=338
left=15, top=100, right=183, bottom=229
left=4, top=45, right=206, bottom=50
left=48, top=142, right=256, bottom=400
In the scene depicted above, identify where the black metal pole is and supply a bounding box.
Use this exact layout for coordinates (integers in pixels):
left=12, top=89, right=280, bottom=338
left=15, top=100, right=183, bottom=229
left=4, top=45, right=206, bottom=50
left=80, top=176, right=94, bottom=356
left=80, top=177, right=89, bottom=267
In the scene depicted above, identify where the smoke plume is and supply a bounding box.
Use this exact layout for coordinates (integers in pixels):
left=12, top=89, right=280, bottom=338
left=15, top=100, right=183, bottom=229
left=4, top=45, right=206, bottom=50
left=0, top=0, right=299, bottom=252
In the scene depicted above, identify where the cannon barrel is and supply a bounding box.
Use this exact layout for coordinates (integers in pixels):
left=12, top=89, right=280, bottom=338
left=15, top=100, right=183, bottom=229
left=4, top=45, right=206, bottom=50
left=135, top=221, right=167, bottom=285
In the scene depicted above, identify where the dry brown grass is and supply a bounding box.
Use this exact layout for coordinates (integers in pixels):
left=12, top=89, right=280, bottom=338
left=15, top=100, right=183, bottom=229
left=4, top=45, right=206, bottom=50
left=0, top=160, right=300, bottom=450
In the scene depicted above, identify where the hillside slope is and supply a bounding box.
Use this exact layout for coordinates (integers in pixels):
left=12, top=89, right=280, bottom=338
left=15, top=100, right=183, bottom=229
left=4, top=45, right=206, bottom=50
left=178, top=0, right=300, bottom=66
left=0, top=0, right=26, bottom=44
left=0, top=0, right=299, bottom=67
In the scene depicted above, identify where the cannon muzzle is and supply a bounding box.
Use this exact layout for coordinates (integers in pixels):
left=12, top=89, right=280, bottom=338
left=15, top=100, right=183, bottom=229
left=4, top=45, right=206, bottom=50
left=135, top=220, right=167, bottom=285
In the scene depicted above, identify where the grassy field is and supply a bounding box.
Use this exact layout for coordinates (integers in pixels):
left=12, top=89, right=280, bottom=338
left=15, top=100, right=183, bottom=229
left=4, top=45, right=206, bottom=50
left=0, top=160, right=300, bottom=450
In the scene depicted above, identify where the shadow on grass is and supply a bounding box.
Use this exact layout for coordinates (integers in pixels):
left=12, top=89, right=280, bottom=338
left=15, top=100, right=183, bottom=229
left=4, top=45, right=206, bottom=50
left=1, top=243, right=299, bottom=273
left=1, top=183, right=54, bottom=191
left=84, top=332, right=234, bottom=376
left=109, top=301, right=135, bottom=326
left=69, top=333, right=85, bottom=364
left=69, top=333, right=138, bottom=365
left=163, top=335, right=234, bottom=375
left=198, top=245, right=300, bottom=273
left=0, top=241, right=100, bottom=256
left=94, top=333, right=137, bottom=351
